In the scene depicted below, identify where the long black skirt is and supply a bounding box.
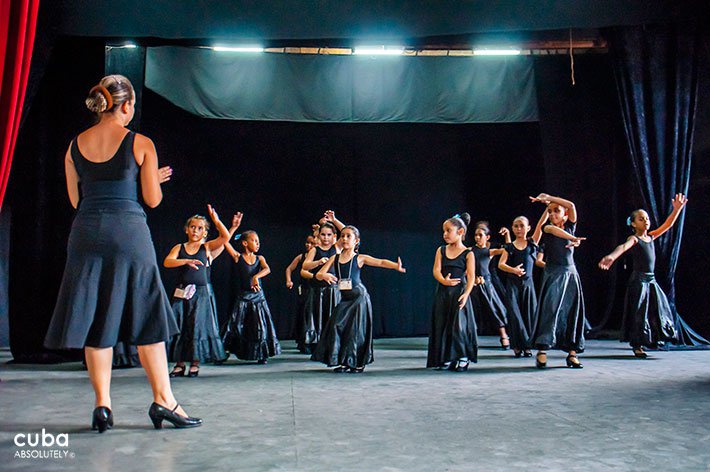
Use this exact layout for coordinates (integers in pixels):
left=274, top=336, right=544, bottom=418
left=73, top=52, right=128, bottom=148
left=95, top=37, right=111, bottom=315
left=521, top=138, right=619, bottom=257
left=112, top=342, right=140, bottom=368
left=312, top=284, right=373, bottom=368
left=427, top=284, right=478, bottom=367
left=297, top=284, right=341, bottom=353
left=471, top=275, right=507, bottom=329
left=503, top=277, right=538, bottom=352
left=168, top=285, right=227, bottom=363
left=621, top=272, right=677, bottom=349
left=222, top=290, right=281, bottom=361
left=531, top=265, right=586, bottom=352
left=45, top=207, right=178, bottom=349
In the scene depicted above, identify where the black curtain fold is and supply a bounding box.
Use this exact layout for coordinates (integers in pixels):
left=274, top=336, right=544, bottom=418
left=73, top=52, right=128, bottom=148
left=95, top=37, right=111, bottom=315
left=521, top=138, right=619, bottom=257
left=610, top=23, right=709, bottom=347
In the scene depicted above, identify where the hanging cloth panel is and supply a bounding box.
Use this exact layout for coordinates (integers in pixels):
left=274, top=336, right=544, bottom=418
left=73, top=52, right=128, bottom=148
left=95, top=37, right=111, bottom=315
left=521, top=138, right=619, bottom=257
left=144, top=46, right=538, bottom=123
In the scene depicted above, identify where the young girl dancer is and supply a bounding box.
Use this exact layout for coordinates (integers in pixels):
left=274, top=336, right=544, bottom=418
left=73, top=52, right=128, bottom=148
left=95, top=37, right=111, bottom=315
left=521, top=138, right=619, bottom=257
left=222, top=230, right=281, bottom=363
left=598, top=194, right=686, bottom=358
left=498, top=216, right=545, bottom=358
left=164, top=205, right=232, bottom=377
left=312, top=226, right=406, bottom=373
left=529, top=194, right=587, bottom=369
left=427, top=213, right=478, bottom=372
left=286, top=235, right=316, bottom=353
left=299, top=217, right=344, bottom=354
left=471, top=222, right=509, bottom=349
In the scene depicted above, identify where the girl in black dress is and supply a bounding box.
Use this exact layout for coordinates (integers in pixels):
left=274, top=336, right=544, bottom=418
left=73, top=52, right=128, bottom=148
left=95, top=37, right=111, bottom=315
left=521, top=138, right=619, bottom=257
left=312, top=226, right=406, bottom=373
left=222, top=230, right=281, bottom=363
left=599, top=194, right=686, bottom=358
left=164, top=205, right=234, bottom=378
left=299, top=216, right=344, bottom=354
left=286, top=235, right=316, bottom=353
left=471, top=222, right=509, bottom=349
left=529, top=194, right=587, bottom=369
left=44, top=75, right=201, bottom=431
left=497, top=216, right=545, bottom=358
left=427, top=213, right=478, bottom=372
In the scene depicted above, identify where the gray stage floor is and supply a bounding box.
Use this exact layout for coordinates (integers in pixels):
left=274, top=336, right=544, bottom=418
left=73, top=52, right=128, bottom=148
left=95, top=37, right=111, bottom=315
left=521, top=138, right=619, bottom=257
left=1, top=337, right=709, bottom=471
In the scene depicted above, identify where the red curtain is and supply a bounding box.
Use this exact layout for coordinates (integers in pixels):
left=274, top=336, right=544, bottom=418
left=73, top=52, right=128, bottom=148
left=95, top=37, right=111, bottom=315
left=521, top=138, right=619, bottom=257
left=0, top=0, right=39, bottom=211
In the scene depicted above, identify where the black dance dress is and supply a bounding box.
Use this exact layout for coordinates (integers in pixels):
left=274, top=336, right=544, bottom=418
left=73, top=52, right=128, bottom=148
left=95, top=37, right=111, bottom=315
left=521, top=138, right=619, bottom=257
left=501, top=240, right=539, bottom=352
left=471, top=246, right=507, bottom=332
left=621, top=236, right=676, bottom=349
left=222, top=254, right=281, bottom=361
left=167, top=244, right=227, bottom=363
left=299, top=246, right=341, bottom=353
left=45, top=132, right=177, bottom=349
left=291, top=252, right=309, bottom=352
left=531, top=222, right=586, bottom=352
left=426, top=246, right=478, bottom=368
left=312, top=254, right=373, bottom=369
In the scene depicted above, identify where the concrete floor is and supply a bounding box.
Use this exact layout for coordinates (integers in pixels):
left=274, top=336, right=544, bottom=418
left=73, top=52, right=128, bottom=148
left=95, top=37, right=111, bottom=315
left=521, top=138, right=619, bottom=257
left=1, top=337, right=709, bottom=472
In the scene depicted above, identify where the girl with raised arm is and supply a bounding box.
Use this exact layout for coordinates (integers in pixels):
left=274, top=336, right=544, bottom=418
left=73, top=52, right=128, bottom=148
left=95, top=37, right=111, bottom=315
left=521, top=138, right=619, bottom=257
left=427, top=213, right=478, bottom=372
left=164, top=205, right=234, bottom=378
left=222, top=230, right=281, bottom=363
left=598, top=194, right=686, bottom=358
left=470, top=222, right=509, bottom=349
left=312, top=226, right=406, bottom=373
left=529, top=193, right=587, bottom=369
left=498, top=215, right=545, bottom=358
left=298, top=214, right=344, bottom=354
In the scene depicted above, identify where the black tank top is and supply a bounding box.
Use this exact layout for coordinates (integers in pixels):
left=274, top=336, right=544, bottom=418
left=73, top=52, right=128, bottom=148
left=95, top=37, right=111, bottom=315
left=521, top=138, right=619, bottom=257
left=472, top=246, right=491, bottom=277
left=631, top=236, right=655, bottom=273
left=440, top=246, right=470, bottom=282
left=176, top=244, right=209, bottom=286
left=235, top=254, right=261, bottom=292
left=71, top=132, right=141, bottom=211
left=335, top=253, right=362, bottom=286
left=541, top=221, right=576, bottom=267
left=310, top=246, right=337, bottom=287
left=503, top=239, right=538, bottom=281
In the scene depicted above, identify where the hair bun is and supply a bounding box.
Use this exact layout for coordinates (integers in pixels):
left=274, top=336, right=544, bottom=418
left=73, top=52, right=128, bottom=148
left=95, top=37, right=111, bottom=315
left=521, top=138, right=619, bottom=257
left=85, top=91, right=108, bottom=113
left=459, top=212, right=471, bottom=226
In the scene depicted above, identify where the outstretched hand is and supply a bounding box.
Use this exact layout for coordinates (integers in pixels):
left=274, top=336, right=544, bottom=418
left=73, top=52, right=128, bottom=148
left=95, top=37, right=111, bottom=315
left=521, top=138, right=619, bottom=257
left=565, top=236, right=587, bottom=248
left=499, top=227, right=510, bottom=238
left=598, top=255, right=614, bottom=270
left=231, top=212, right=243, bottom=230
left=207, top=204, right=220, bottom=222
left=396, top=257, right=406, bottom=273
left=323, top=210, right=336, bottom=222
left=158, top=166, right=173, bottom=184
left=672, top=193, right=688, bottom=211
left=529, top=193, right=551, bottom=204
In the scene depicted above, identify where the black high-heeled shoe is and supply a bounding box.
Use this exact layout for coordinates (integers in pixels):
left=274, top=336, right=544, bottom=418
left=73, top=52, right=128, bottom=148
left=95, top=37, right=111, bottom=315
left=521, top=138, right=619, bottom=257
left=536, top=352, right=547, bottom=369
left=187, top=365, right=199, bottom=378
left=500, top=337, right=510, bottom=350
left=148, top=402, right=202, bottom=429
left=454, top=361, right=469, bottom=372
left=333, top=366, right=349, bottom=373
left=566, top=354, right=584, bottom=369
left=513, top=350, right=522, bottom=358
left=91, top=406, right=113, bottom=433
left=523, top=350, right=533, bottom=358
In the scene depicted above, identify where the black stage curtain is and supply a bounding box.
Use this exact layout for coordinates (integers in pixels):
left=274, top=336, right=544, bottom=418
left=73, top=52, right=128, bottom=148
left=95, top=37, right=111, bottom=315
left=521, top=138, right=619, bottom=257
left=610, top=23, right=709, bottom=346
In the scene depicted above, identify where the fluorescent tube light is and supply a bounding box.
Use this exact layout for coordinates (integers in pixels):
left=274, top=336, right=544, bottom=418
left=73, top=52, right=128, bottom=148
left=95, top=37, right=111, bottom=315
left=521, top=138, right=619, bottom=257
left=473, top=49, right=521, bottom=56
left=212, top=46, right=264, bottom=53
left=353, top=46, right=404, bottom=56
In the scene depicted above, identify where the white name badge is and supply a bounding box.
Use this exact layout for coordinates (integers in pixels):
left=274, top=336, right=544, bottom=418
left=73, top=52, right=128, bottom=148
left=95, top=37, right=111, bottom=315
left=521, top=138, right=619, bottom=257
left=174, top=284, right=196, bottom=300
left=339, top=279, right=353, bottom=291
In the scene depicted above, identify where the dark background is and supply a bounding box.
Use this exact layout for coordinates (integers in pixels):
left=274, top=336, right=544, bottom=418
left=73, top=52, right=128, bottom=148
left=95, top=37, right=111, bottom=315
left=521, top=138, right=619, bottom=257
left=2, top=31, right=709, bottom=359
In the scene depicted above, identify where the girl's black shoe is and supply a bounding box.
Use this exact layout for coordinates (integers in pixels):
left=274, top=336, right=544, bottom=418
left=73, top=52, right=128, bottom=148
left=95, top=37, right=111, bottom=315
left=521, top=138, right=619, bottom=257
left=565, top=355, right=583, bottom=369
left=148, top=403, right=202, bottom=429
left=454, top=361, right=469, bottom=372
left=91, top=406, right=113, bottom=433
left=513, top=350, right=522, bottom=358
left=333, top=366, right=349, bottom=373
left=169, top=365, right=186, bottom=378
left=536, top=352, right=547, bottom=369
left=187, top=365, right=199, bottom=378
left=500, top=337, right=510, bottom=350
left=348, top=367, right=365, bottom=373
left=633, top=349, right=648, bottom=359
